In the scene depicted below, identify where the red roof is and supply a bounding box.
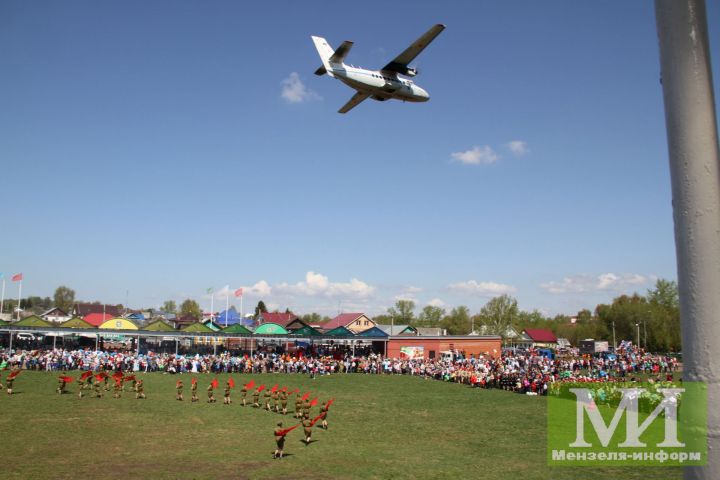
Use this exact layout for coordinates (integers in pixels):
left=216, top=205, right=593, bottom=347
left=259, top=312, right=298, bottom=326
left=323, top=313, right=365, bottom=330
left=74, top=303, right=121, bottom=317
left=83, top=313, right=113, bottom=327
left=523, top=329, right=558, bottom=343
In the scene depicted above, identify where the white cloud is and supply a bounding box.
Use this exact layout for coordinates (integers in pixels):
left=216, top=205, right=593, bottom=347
left=404, top=286, right=423, bottom=294
left=427, top=298, right=446, bottom=308
left=447, top=280, right=517, bottom=296
left=506, top=140, right=529, bottom=156
left=275, top=271, right=375, bottom=299
left=540, top=273, right=651, bottom=294
left=244, top=280, right=272, bottom=297
left=450, top=145, right=499, bottom=165
left=394, top=294, right=417, bottom=302
left=281, top=72, right=321, bottom=103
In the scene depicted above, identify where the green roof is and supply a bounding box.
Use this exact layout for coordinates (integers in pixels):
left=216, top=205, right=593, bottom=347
left=253, top=322, right=289, bottom=335
left=292, top=325, right=320, bottom=336
left=202, top=320, right=223, bottom=332
left=181, top=322, right=215, bottom=333
left=222, top=324, right=252, bottom=334
left=61, top=317, right=95, bottom=329
left=14, top=315, right=53, bottom=327
left=325, top=326, right=355, bottom=336
left=144, top=320, right=176, bottom=331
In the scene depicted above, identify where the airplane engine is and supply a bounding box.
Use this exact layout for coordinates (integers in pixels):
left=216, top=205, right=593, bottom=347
left=405, top=67, right=418, bottom=77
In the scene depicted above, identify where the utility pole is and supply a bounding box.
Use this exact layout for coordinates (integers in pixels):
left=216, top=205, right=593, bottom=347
left=612, top=321, right=616, bottom=351
left=655, top=1, right=720, bottom=478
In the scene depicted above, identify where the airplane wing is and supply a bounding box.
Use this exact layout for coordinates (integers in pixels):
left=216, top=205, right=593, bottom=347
left=381, top=24, right=445, bottom=75
left=338, top=91, right=370, bottom=114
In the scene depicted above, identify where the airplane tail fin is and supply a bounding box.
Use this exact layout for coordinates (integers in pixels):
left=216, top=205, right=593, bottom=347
left=311, top=36, right=335, bottom=77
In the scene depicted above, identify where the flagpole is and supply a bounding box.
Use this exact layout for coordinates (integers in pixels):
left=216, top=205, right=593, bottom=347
left=240, top=293, right=243, bottom=320
left=210, top=292, right=214, bottom=322
left=16, top=280, right=22, bottom=321
left=1, top=278, right=5, bottom=316
left=225, top=292, right=229, bottom=327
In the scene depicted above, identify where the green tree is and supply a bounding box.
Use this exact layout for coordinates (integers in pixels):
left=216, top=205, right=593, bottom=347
left=53, top=286, right=75, bottom=312
left=179, top=299, right=202, bottom=320
left=479, top=295, right=519, bottom=339
left=441, top=306, right=471, bottom=335
left=417, top=305, right=445, bottom=328
left=254, top=301, right=268, bottom=319
left=387, top=300, right=415, bottom=324
left=162, top=300, right=177, bottom=313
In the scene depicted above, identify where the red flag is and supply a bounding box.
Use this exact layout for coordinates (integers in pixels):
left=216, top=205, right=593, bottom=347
left=59, top=375, right=74, bottom=383
left=176, top=380, right=183, bottom=388
left=98, top=371, right=109, bottom=379
left=112, top=372, right=124, bottom=380
left=124, top=375, right=136, bottom=382
left=309, top=413, right=326, bottom=427
left=244, top=379, right=255, bottom=390
left=11, top=273, right=22, bottom=282
left=94, top=374, right=104, bottom=382
left=257, top=385, right=266, bottom=392
left=211, top=378, right=218, bottom=389
left=276, top=423, right=301, bottom=437
left=300, top=392, right=310, bottom=401
left=114, top=378, right=122, bottom=386
left=234, top=288, right=243, bottom=297
left=326, top=398, right=335, bottom=409
left=7, top=370, right=21, bottom=380
left=228, top=378, right=235, bottom=388
left=80, top=371, right=93, bottom=381
left=191, top=377, right=198, bottom=385
left=310, top=397, right=318, bottom=407
left=291, top=388, right=299, bottom=394
left=280, top=386, right=288, bottom=393
left=270, top=384, right=278, bottom=393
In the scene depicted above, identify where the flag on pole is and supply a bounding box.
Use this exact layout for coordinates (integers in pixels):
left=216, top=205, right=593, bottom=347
left=59, top=375, right=74, bottom=383
left=244, top=379, right=255, bottom=390
left=300, top=392, right=310, bottom=401
left=228, top=378, right=235, bottom=388
left=310, top=397, right=319, bottom=407
left=234, top=288, right=243, bottom=297
left=11, top=273, right=22, bottom=282
left=257, top=384, right=266, bottom=392
left=206, top=287, right=213, bottom=294
left=211, top=378, right=219, bottom=389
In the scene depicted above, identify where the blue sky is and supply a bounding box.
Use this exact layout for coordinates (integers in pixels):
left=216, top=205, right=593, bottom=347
left=2, top=1, right=719, bottom=317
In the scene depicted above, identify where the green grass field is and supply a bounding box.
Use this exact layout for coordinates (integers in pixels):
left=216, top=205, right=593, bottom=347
left=0, top=371, right=681, bottom=479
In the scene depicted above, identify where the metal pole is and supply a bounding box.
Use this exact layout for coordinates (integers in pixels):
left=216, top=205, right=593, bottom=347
left=0, top=278, right=5, bottom=316
left=9, top=332, right=13, bottom=351
left=655, top=2, right=720, bottom=478
left=95, top=334, right=99, bottom=352
left=136, top=335, right=140, bottom=356
left=612, top=321, right=616, bottom=351
left=16, top=281, right=22, bottom=321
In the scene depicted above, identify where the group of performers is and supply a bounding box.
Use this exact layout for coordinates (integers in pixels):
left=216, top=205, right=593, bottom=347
left=4, top=370, right=334, bottom=459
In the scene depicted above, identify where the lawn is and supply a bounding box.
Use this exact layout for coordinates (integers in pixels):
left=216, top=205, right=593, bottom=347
left=0, top=371, right=680, bottom=479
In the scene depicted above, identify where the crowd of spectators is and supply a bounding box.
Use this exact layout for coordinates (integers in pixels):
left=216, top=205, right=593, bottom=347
left=0, top=345, right=678, bottom=397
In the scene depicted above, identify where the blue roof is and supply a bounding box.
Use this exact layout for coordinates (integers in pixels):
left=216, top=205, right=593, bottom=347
left=216, top=309, right=241, bottom=326
left=127, top=312, right=145, bottom=321
left=358, top=326, right=388, bottom=337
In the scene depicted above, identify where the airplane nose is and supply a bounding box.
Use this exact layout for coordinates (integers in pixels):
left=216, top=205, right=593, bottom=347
left=418, top=87, right=430, bottom=101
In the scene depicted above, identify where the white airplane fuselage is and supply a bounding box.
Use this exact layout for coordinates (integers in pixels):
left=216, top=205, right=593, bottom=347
left=328, top=63, right=429, bottom=103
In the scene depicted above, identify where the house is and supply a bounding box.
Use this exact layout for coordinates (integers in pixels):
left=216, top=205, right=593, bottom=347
left=72, top=303, right=122, bottom=318
left=41, top=307, right=71, bottom=324
left=83, top=313, right=114, bottom=327
left=173, top=314, right=199, bottom=329
left=322, top=313, right=376, bottom=333
left=257, top=312, right=298, bottom=326
left=377, top=324, right=418, bottom=336
left=517, top=329, right=558, bottom=349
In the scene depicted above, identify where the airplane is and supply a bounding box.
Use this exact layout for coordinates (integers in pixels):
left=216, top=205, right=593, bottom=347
left=311, top=24, right=445, bottom=114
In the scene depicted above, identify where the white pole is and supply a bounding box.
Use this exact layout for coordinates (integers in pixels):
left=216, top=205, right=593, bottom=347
left=9, top=332, right=13, bottom=351
left=16, top=280, right=22, bottom=321
left=95, top=334, right=99, bottom=351
left=1, top=278, right=5, bottom=316
left=656, top=3, right=720, bottom=478
left=240, top=294, right=243, bottom=321
left=225, top=293, right=229, bottom=327
left=210, top=293, right=214, bottom=322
